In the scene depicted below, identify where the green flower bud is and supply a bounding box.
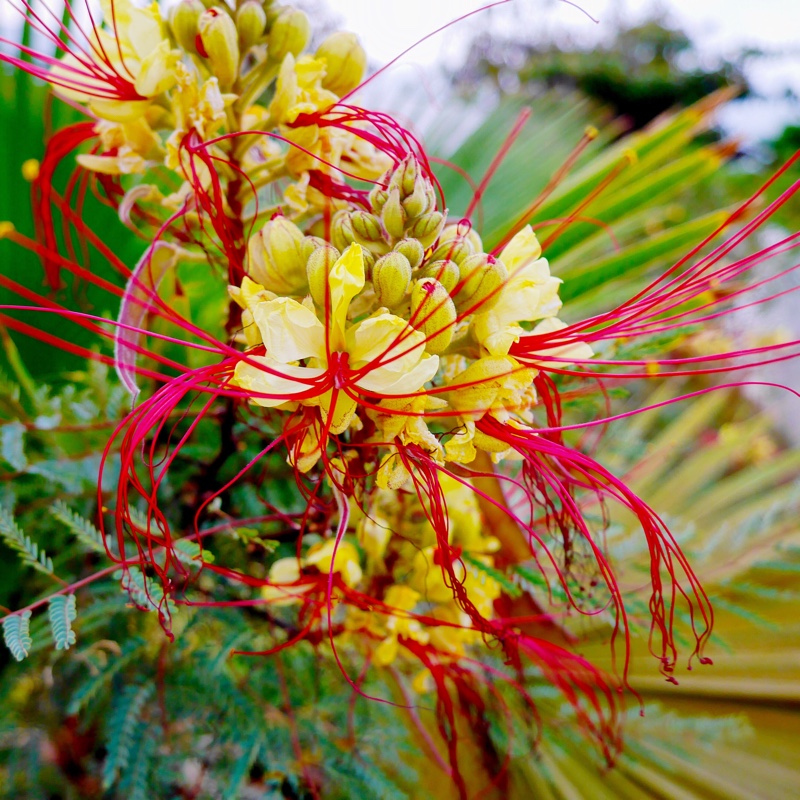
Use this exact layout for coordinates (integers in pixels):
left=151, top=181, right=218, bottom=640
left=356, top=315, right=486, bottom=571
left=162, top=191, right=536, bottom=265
left=429, top=236, right=472, bottom=266
left=392, top=155, right=418, bottom=196
left=267, top=8, right=310, bottom=61
left=350, top=210, right=385, bottom=246
left=198, top=7, right=240, bottom=91
left=420, top=259, right=459, bottom=294
left=247, top=216, right=308, bottom=295
left=316, top=32, right=367, bottom=96
left=170, top=0, right=204, bottom=53
left=455, top=254, right=508, bottom=312
left=439, top=222, right=482, bottom=254
left=368, top=182, right=389, bottom=214
left=410, top=278, right=457, bottom=354
left=402, top=177, right=434, bottom=219
left=406, top=211, right=444, bottom=249
left=236, top=0, right=267, bottom=49
left=331, top=211, right=356, bottom=252
left=372, top=252, right=412, bottom=308
left=393, top=238, right=424, bottom=268
left=306, top=243, right=340, bottom=307
left=300, top=235, right=330, bottom=262
left=381, top=187, right=407, bottom=240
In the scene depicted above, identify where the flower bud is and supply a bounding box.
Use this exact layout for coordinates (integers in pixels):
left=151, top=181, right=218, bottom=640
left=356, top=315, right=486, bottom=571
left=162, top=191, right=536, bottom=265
left=236, top=0, right=267, bottom=49
left=306, top=243, right=340, bottom=307
left=316, top=32, right=367, bottom=96
left=429, top=236, right=472, bottom=266
left=392, top=155, right=418, bottom=197
left=331, top=211, right=356, bottom=252
left=455, top=254, right=508, bottom=313
left=406, top=211, right=444, bottom=249
left=439, top=222, right=482, bottom=254
left=410, top=278, right=457, bottom=354
left=402, top=177, right=434, bottom=219
left=299, top=235, right=325, bottom=261
left=350, top=210, right=386, bottom=248
left=170, top=0, right=204, bottom=53
left=393, top=238, right=424, bottom=268
left=368, top=182, right=389, bottom=214
left=247, top=216, right=308, bottom=295
left=372, top=252, right=412, bottom=308
left=198, top=7, right=240, bottom=91
left=381, top=187, right=407, bottom=240
left=267, top=8, right=310, bottom=61
left=420, top=259, right=459, bottom=293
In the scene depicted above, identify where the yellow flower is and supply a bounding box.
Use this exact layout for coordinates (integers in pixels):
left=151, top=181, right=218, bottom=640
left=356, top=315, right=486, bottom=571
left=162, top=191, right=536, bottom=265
left=260, top=557, right=311, bottom=606
left=165, top=64, right=231, bottom=171
left=232, top=245, right=439, bottom=445
left=53, top=0, right=180, bottom=122
left=373, top=585, right=429, bottom=667
left=269, top=54, right=338, bottom=127
left=472, top=226, right=563, bottom=356
left=76, top=118, right=163, bottom=175
left=305, top=539, right=363, bottom=587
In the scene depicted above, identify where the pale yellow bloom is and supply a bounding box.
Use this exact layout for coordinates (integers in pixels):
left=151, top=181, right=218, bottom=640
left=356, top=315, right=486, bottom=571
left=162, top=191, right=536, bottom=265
left=472, top=226, right=563, bottom=356
left=232, top=245, right=439, bottom=443
left=305, top=539, right=363, bottom=587
left=53, top=0, right=180, bottom=122
left=373, top=585, right=429, bottom=667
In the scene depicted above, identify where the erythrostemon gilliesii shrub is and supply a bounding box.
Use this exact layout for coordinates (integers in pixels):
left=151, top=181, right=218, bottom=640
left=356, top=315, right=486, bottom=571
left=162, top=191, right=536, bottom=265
left=0, top=1, right=798, bottom=797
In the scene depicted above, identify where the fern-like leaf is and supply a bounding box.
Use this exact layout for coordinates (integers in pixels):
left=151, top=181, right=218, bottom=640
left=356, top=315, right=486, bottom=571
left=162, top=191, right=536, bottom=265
left=117, top=721, right=159, bottom=800
left=174, top=538, right=215, bottom=564
left=0, top=502, right=54, bottom=576
left=122, top=566, right=163, bottom=610
left=103, top=683, right=155, bottom=789
left=0, top=421, right=27, bottom=471
left=50, top=501, right=108, bottom=555
left=47, top=594, right=77, bottom=650
left=2, top=610, right=32, bottom=662
left=462, top=552, right=522, bottom=598
left=68, top=636, right=147, bottom=715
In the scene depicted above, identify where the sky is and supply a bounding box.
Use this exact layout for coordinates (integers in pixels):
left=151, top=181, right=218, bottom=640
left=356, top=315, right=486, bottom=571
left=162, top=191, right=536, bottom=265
left=2, top=0, right=797, bottom=140
left=329, top=0, right=800, bottom=142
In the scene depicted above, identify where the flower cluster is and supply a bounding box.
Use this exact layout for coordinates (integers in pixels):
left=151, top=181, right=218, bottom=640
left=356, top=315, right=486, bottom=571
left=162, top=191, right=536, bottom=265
left=2, top=1, right=799, bottom=795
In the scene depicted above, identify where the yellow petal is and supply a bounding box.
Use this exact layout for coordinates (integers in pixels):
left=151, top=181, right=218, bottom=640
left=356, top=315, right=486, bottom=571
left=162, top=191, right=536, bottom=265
left=134, top=39, right=180, bottom=97
left=252, top=296, right=326, bottom=363
left=328, top=244, right=365, bottom=351
left=348, top=313, right=424, bottom=365
left=348, top=314, right=439, bottom=395
left=305, top=539, right=363, bottom=586
left=498, top=224, right=542, bottom=268
left=233, top=356, right=324, bottom=407
left=316, top=388, right=358, bottom=435
left=373, top=636, right=398, bottom=667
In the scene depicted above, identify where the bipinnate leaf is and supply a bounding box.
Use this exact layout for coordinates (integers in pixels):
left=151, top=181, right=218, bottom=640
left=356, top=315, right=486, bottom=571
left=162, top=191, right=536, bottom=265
left=48, top=594, right=77, bottom=650
left=2, top=610, right=32, bottom=662
left=0, top=502, right=54, bottom=576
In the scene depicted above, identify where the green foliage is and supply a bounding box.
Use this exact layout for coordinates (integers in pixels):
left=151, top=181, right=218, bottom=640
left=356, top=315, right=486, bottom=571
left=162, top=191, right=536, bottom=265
left=0, top=502, right=54, bottom=576
left=1, top=610, right=32, bottom=662
left=50, top=500, right=108, bottom=555
left=463, top=552, right=522, bottom=598
left=67, top=636, right=148, bottom=716
left=0, top=421, right=26, bottom=471
left=47, top=594, right=76, bottom=650
left=103, top=683, right=156, bottom=789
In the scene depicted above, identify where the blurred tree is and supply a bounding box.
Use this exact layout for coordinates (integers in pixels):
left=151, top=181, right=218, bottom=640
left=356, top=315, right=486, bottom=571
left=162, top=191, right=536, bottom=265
left=458, top=16, right=750, bottom=129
